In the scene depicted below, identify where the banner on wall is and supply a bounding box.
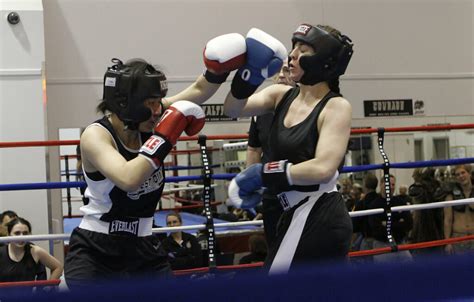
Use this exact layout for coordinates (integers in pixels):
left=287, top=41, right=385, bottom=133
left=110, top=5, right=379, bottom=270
left=201, top=104, right=237, bottom=122
left=363, top=99, right=414, bottom=117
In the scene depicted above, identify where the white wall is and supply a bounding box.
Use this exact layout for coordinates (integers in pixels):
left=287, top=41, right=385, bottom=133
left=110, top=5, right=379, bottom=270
left=0, top=0, right=49, bottom=251
left=1, top=0, right=473, bottom=258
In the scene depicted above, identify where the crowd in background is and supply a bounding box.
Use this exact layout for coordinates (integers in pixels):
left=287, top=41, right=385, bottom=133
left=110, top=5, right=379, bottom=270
left=0, top=163, right=472, bottom=283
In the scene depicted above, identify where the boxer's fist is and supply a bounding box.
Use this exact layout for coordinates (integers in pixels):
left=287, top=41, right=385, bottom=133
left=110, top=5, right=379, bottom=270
left=262, top=160, right=293, bottom=194
left=139, top=101, right=205, bottom=169
left=231, top=28, right=287, bottom=99
left=227, top=164, right=264, bottom=209
left=203, top=33, right=246, bottom=83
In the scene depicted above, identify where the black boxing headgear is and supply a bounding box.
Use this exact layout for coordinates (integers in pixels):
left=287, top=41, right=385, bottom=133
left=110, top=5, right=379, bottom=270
left=291, top=24, right=353, bottom=85
left=103, top=58, right=168, bottom=129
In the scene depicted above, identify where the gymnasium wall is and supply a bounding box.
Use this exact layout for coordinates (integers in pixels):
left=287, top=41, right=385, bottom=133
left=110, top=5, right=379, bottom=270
left=1, top=0, right=472, bottom=258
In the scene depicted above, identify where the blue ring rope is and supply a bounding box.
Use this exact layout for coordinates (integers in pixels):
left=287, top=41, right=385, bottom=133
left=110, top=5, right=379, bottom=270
left=2, top=157, right=474, bottom=191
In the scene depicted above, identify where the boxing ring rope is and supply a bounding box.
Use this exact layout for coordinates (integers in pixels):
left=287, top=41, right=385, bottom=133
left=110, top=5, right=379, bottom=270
left=1, top=157, right=473, bottom=192
left=1, top=122, right=474, bottom=283
left=0, top=279, right=61, bottom=288
left=1, top=123, right=473, bottom=149
left=0, top=220, right=264, bottom=244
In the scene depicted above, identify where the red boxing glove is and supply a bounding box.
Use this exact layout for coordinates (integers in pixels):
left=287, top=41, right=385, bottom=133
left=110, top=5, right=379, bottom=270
left=155, top=101, right=205, bottom=143
left=139, top=101, right=205, bottom=169
left=203, top=33, right=246, bottom=83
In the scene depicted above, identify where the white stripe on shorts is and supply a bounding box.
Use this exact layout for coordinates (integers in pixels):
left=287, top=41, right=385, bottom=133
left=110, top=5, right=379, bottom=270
left=268, top=195, right=318, bottom=275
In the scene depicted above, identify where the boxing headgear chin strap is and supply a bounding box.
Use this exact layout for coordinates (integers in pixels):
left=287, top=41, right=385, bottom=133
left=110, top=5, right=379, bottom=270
left=103, top=58, right=168, bottom=130
left=291, top=24, right=354, bottom=86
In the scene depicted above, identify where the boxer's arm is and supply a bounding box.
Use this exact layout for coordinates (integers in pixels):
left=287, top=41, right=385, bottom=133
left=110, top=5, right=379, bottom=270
left=246, top=117, right=263, bottom=166
left=163, top=74, right=220, bottom=108
left=223, top=83, right=290, bottom=118
left=163, top=33, right=246, bottom=108
left=81, top=126, right=156, bottom=192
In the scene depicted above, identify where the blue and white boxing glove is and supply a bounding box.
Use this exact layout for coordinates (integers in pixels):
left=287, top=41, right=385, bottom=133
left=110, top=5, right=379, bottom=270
left=227, top=160, right=294, bottom=209
left=227, top=164, right=264, bottom=209
left=231, top=28, right=288, bottom=99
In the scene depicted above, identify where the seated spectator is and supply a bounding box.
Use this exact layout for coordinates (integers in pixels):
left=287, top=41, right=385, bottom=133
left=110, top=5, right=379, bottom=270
left=162, top=212, right=202, bottom=270
left=0, top=210, right=18, bottom=237
left=0, top=217, right=63, bottom=282
left=239, top=234, right=268, bottom=264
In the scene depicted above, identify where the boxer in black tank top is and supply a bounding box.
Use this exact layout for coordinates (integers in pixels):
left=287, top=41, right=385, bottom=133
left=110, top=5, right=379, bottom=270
left=224, top=24, right=354, bottom=274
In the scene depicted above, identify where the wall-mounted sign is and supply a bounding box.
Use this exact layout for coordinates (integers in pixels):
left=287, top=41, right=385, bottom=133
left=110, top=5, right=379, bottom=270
left=201, top=104, right=237, bottom=122
left=364, top=99, right=413, bottom=117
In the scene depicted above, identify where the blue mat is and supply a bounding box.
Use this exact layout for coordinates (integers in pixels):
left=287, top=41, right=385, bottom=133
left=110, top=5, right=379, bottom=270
left=2, top=253, right=474, bottom=301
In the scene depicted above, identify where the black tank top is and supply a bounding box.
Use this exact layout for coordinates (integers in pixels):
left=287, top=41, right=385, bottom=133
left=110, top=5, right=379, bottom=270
left=248, top=113, right=274, bottom=164
left=85, top=116, right=165, bottom=219
left=0, top=244, right=41, bottom=282
left=267, top=87, right=341, bottom=191
left=451, top=183, right=474, bottom=212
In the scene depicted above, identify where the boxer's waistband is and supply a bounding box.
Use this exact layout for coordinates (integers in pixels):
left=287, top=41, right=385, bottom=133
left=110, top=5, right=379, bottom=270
left=277, top=182, right=338, bottom=211
left=79, top=215, right=153, bottom=237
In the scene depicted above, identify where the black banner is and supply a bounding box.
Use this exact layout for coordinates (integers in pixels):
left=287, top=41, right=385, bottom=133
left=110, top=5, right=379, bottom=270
left=201, top=104, right=237, bottom=122
left=364, top=99, right=413, bottom=117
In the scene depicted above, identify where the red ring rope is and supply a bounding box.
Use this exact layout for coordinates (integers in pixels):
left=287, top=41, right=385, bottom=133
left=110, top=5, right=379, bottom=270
left=2, top=123, right=473, bottom=148
left=0, top=279, right=60, bottom=288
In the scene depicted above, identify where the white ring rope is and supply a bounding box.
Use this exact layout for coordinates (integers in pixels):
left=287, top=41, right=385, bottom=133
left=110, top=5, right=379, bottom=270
left=3, top=198, right=473, bottom=244
left=349, top=197, right=474, bottom=217
left=163, top=184, right=217, bottom=194
left=0, top=220, right=264, bottom=243
left=222, top=141, right=248, bottom=151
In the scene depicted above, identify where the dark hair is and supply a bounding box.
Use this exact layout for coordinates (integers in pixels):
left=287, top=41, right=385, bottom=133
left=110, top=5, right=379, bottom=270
left=166, top=211, right=182, bottom=224
left=248, top=234, right=267, bottom=256
left=363, top=173, right=378, bottom=191
left=327, top=78, right=340, bottom=94
left=0, top=210, right=18, bottom=224
left=6, top=217, right=32, bottom=235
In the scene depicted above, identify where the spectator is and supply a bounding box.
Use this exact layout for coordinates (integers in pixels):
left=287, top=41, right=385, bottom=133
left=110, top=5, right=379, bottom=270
left=0, top=210, right=18, bottom=237
left=368, top=174, right=413, bottom=263
left=408, top=167, right=444, bottom=257
left=444, top=164, right=474, bottom=254
left=340, top=177, right=353, bottom=205
left=0, top=217, right=63, bottom=282
left=162, top=212, right=202, bottom=270
left=347, top=183, right=363, bottom=211
left=239, top=234, right=268, bottom=264
left=352, top=173, right=379, bottom=254
left=396, top=184, right=412, bottom=205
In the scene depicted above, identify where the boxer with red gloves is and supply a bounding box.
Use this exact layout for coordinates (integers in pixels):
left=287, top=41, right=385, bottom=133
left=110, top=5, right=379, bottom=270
left=65, top=53, right=227, bottom=288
